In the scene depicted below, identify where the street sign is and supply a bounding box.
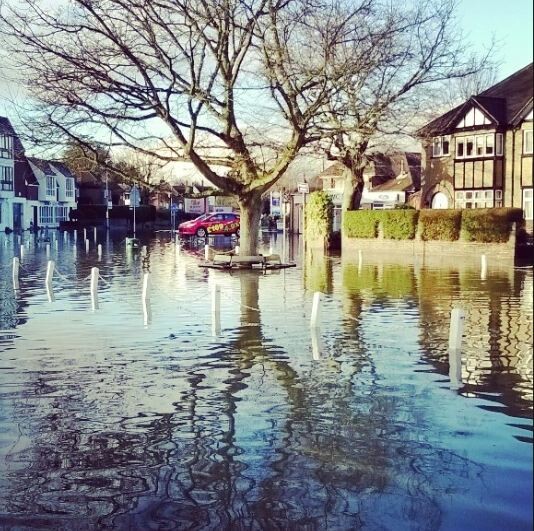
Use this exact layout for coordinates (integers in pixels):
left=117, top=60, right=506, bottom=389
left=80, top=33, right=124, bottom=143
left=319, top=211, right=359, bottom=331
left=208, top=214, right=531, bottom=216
left=129, top=185, right=140, bottom=207
left=297, top=182, right=309, bottom=194
left=170, top=203, right=178, bottom=213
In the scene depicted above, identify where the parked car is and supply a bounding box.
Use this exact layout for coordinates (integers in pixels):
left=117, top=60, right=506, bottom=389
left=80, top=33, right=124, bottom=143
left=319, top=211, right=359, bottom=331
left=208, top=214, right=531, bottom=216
left=178, top=212, right=240, bottom=238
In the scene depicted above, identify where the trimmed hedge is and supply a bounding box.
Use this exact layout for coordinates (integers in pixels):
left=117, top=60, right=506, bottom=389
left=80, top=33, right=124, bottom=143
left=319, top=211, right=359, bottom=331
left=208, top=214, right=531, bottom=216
left=378, top=210, right=419, bottom=240
left=343, top=210, right=379, bottom=238
left=419, top=209, right=462, bottom=241
left=344, top=207, right=522, bottom=243
left=460, top=208, right=523, bottom=243
left=305, top=191, right=333, bottom=241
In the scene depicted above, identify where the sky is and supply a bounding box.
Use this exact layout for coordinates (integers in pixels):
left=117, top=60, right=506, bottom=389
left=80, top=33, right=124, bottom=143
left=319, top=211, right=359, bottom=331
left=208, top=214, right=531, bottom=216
left=457, top=0, right=533, bottom=78
left=0, top=0, right=532, bottom=183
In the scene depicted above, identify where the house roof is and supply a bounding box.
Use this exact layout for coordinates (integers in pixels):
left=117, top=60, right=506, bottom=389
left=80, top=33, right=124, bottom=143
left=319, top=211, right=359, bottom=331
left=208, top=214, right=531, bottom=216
left=16, top=158, right=39, bottom=186
left=51, top=161, right=76, bottom=179
left=372, top=175, right=413, bottom=192
left=418, top=63, right=533, bottom=136
left=0, top=116, right=26, bottom=157
left=27, top=157, right=57, bottom=176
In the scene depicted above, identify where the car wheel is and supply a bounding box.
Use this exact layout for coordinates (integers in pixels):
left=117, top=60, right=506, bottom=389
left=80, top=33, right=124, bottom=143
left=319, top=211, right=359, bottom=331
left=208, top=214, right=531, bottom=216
left=196, top=227, right=207, bottom=238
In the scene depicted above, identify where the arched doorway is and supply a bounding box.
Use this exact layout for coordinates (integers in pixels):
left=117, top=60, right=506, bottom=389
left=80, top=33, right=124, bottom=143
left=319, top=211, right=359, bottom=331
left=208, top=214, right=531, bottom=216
left=431, top=192, right=449, bottom=209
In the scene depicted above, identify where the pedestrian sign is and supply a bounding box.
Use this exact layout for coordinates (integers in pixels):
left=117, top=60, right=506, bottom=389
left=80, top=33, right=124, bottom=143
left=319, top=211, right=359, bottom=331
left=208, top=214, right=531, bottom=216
left=171, top=203, right=178, bottom=213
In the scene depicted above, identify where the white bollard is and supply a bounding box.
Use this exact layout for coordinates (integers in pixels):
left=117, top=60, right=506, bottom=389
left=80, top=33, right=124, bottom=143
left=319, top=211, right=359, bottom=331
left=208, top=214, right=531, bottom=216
left=83, top=228, right=87, bottom=240
left=20, top=245, right=24, bottom=260
left=481, top=254, right=487, bottom=280
left=54, top=239, right=58, bottom=250
left=12, top=257, right=20, bottom=290
left=358, top=249, right=363, bottom=269
left=269, top=244, right=274, bottom=256
left=234, top=245, right=240, bottom=255
left=97, top=244, right=102, bottom=257
left=46, top=243, right=50, bottom=256
left=74, top=229, right=78, bottom=242
left=142, top=245, right=147, bottom=256
left=310, top=292, right=322, bottom=328
left=85, top=239, right=90, bottom=252
left=93, top=226, right=97, bottom=241
left=45, top=260, right=55, bottom=287
left=204, top=244, right=210, bottom=261
left=90, top=266, right=99, bottom=311
left=63, top=231, right=67, bottom=242
left=211, top=284, right=221, bottom=336
left=448, top=308, right=465, bottom=353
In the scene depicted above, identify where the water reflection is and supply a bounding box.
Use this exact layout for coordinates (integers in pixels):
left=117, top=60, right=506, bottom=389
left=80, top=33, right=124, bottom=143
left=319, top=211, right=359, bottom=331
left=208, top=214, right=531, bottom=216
left=0, top=235, right=532, bottom=529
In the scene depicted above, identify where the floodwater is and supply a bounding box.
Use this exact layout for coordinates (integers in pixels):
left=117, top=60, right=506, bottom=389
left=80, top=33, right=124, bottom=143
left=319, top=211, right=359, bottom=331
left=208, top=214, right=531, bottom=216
left=0, top=231, right=532, bottom=531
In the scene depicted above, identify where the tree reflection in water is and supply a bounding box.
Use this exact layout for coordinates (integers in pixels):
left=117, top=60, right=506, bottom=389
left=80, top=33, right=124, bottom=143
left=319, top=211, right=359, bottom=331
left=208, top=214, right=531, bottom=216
left=0, top=261, right=520, bottom=530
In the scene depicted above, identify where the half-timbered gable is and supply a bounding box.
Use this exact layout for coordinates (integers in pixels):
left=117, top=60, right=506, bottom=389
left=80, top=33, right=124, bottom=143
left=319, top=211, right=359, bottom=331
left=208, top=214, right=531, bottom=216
left=418, top=63, right=533, bottom=228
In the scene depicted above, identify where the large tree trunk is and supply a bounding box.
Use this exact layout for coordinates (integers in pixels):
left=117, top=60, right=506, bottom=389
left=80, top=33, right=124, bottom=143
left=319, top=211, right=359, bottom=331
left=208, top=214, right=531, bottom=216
left=238, top=192, right=263, bottom=256
left=341, top=166, right=365, bottom=211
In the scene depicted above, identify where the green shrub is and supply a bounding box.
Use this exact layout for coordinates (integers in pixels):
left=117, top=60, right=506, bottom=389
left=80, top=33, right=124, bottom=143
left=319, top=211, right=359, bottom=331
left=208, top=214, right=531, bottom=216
left=460, top=208, right=523, bottom=243
left=343, top=210, right=379, bottom=238
left=377, top=210, right=419, bottom=240
left=419, top=209, right=461, bottom=241
left=305, top=191, right=333, bottom=240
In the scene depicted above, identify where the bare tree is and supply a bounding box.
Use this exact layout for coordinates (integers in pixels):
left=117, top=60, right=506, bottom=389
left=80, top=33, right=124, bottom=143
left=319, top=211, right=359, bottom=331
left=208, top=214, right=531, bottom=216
left=0, top=0, right=361, bottom=254
left=308, top=0, right=492, bottom=211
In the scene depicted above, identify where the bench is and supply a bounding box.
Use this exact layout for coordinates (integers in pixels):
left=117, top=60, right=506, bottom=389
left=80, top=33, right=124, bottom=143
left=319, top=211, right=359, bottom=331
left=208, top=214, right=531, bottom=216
left=212, top=254, right=266, bottom=267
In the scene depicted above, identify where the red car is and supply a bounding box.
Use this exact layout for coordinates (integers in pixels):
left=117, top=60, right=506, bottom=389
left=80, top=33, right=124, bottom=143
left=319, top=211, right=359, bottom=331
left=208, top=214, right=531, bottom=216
left=178, top=212, right=240, bottom=238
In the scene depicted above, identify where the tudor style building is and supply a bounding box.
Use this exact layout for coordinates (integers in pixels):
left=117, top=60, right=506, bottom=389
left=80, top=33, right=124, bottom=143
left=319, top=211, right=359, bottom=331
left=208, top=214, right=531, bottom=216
left=418, top=63, right=533, bottom=228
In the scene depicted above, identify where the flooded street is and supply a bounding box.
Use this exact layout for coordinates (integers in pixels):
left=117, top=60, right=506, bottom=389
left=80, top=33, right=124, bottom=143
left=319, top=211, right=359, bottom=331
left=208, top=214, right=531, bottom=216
left=0, top=232, right=532, bottom=530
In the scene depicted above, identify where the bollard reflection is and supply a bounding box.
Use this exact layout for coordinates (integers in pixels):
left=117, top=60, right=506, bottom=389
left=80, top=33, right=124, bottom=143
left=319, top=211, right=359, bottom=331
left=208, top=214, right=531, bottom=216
left=310, top=326, right=323, bottom=361
left=142, top=297, right=152, bottom=326
left=46, top=283, right=55, bottom=303
left=448, top=348, right=463, bottom=390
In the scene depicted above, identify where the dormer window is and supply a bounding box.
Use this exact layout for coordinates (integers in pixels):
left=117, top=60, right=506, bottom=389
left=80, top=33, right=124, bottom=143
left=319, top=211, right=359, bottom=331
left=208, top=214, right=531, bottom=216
left=0, top=135, right=13, bottom=159
left=432, top=136, right=450, bottom=157
left=46, top=175, right=56, bottom=197
left=65, top=177, right=74, bottom=198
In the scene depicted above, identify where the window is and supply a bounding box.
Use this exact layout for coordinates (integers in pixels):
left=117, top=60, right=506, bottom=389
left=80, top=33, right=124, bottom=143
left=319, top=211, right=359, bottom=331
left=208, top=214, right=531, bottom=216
left=523, top=188, right=533, bottom=220
left=476, top=136, right=484, bottom=156
left=485, top=134, right=494, bottom=155
left=46, top=176, right=56, bottom=197
left=65, top=178, right=74, bottom=198
left=0, top=135, right=13, bottom=159
left=39, top=205, right=55, bottom=225
left=524, top=130, right=533, bottom=155
left=496, top=133, right=503, bottom=156
left=432, top=136, right=450, bottom=157
left=495, top=189, right=503, bottom=207
left=455, top=133, right=503, bottom=158
left=55, top=206, right=69, bottom=223
left=0, top=166, right=13, bottom=191
left=456, top=138, right=465, bottom=157
left=455, top=190, right=495, bottom=209
left=466, top=137, right=474, bottom=157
